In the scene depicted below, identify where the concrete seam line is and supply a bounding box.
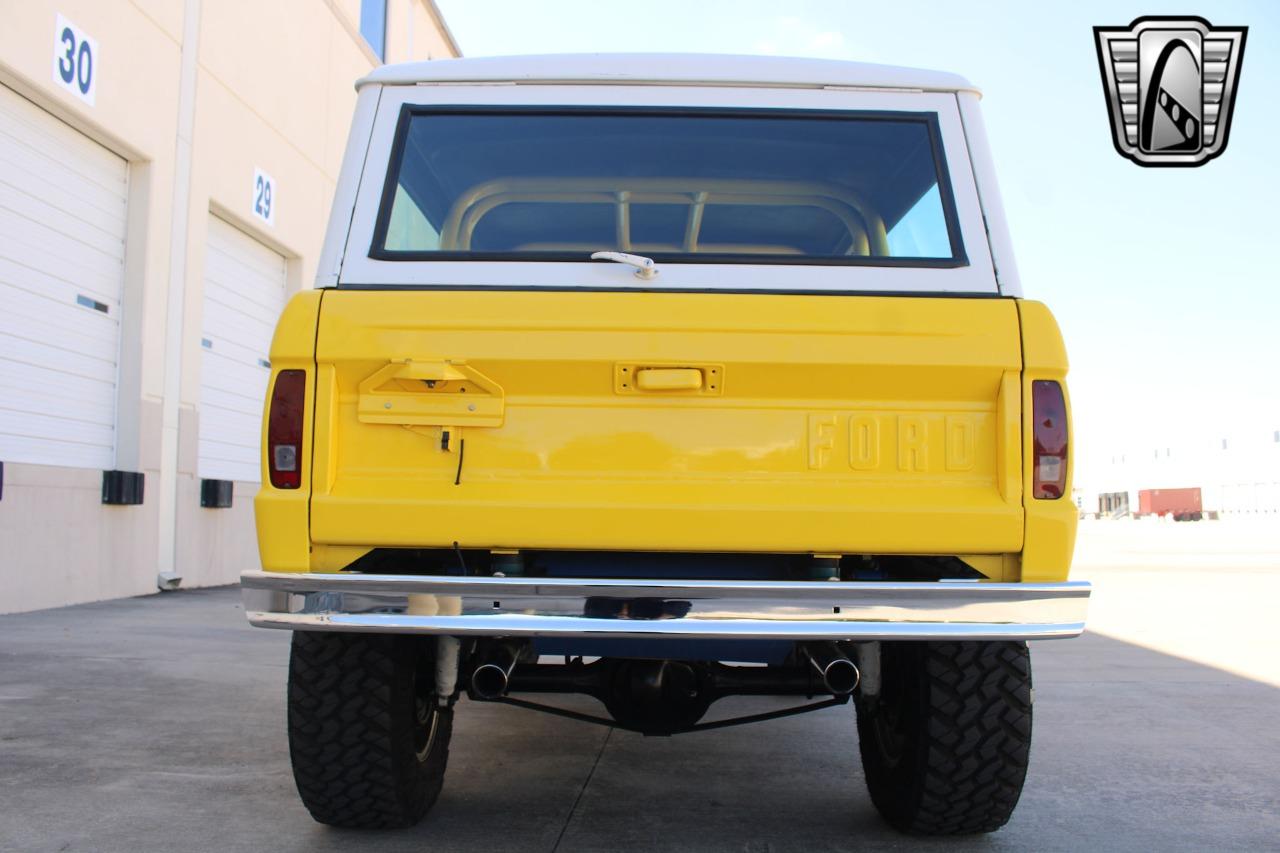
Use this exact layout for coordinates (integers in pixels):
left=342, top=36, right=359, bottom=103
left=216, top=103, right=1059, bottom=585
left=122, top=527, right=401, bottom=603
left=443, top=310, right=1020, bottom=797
left=551, top=728, right=612, bottom=853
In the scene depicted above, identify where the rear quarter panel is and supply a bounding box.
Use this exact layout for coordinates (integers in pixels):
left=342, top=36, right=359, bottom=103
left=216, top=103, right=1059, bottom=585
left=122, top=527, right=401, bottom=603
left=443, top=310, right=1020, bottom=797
left=255, top=290, right=322, bottom=572
left=1018, top=300, right=1077, bottom=581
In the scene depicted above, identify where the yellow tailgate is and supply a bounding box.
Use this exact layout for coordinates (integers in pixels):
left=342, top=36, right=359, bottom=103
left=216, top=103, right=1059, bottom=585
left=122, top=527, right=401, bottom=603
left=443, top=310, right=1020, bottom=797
left=305, top=291, right=1025, bottom=558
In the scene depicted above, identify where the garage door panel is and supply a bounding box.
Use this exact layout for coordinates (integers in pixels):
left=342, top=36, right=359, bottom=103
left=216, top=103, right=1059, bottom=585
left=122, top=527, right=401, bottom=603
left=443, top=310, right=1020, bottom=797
left=0, top=356, right=115, bottom=405
left=0, top=432, right=112, bottom=470
left=0, top=156, right=128, bottom=233
left=0, top=105, right=129, bottom=178
left=205, top=236, right=282, bottom=277
left=204, top=258, right=277, bottom=293
left=0, top=117, right=123, bottom=191
left=1, top=284, right=119, bottom=349
left=200, top=405, right=267, bottom=438
left=0, top=323, right=118, bottom=384
left=198, top=216, right=285, bottom=482
left=0, top=283, right=119, bottom=350
left=202, top=383, right=268, bottom=415
left=203, top=286, right=283, bottom=334
left=1, top=386, right=114, bottom=427
left=0, top=227, right=125, bottom=299
left=0, top=165, right=127, bottom=245
left=0, top=190, right=127, bottom=262
left=201, top=380, right=268, bottom=415
left=202, top=348, right=270, bottom=389
left=203, top=281, right=284, bottom=327
left=0, top=300, right=119, bottom=363
left=202, top=331, right=273, bottom=366
left=0, top=97, right=129, bottom=194
left=0, top=254, right=121, bottom=311
left=0, top=213, right=124, bottom=277
left=205, top=258, right=286, bottom=315
left=0, top=84, right=125, bottom=469
left=198, top=438, right=259, bottom=466
left=206, top=235, right=284, bottom=283
left=0, top=255, right=121, bottom=312
left=207, top=225, right=285, bottom=275
left=0, top=407, right=116, bottom=444
left=198, top=435, right=260, bottom=482
left=198, top=433, right=259, bottom=457
left=201, top=365, right=267, bottom=397
left=0, top=87, right=129, bottom=164
left=198, top=456, right=258, bottom=483
left=0, top=147, right=128, bottom=234
left=201, top=316, right=276, bottom=359
left=201, top=385, right=267, bottom=420
left=0, top=319, right=118, bottom=373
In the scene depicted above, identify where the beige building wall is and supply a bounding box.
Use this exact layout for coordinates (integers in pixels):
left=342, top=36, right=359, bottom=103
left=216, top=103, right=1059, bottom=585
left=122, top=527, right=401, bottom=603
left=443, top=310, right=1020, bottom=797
left=0, top=1, right=458, bottom=613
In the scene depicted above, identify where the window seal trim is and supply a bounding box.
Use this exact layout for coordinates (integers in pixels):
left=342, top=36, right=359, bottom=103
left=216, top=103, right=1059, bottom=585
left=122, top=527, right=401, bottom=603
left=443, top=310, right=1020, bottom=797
left=365, top=104, right=969, bottom=269
left=330, top=282, right=1009, bottom=299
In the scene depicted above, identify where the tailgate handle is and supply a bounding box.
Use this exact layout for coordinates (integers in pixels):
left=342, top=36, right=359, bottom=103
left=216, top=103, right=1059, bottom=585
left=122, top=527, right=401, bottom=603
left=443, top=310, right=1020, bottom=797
left=634, top=367, right=703, bottom=392
left=357, top=359, right=504, bottom=427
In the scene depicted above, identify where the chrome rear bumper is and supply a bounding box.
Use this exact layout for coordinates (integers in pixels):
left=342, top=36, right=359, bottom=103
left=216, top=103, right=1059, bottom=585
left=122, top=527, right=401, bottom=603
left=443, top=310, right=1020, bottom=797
left=240, top=571, right=1090, bottom=641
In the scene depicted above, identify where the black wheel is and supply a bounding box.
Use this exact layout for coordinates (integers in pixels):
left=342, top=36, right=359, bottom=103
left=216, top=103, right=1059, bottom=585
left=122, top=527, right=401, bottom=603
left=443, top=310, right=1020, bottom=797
left=856, top=641, right=1032, bottom=835
left=287, top=632, right=453, bottom=829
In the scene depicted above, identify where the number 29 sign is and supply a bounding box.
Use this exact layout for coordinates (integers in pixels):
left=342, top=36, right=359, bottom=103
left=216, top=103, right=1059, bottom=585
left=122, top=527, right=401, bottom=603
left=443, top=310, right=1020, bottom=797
left=252, top=168, right=277, bottom=227
left=53, top=14, right=98, bottom=106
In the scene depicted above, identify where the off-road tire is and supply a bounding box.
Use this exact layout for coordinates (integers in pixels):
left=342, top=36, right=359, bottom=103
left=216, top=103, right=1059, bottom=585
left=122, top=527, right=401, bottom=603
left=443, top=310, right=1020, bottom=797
left=287, top=632, right=453, bottom=829
left=856, top=641, right=1032, bottom=835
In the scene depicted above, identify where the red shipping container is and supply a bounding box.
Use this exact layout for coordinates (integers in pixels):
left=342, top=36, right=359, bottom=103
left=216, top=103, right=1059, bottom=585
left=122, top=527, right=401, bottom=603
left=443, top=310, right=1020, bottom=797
left=1138, top=487, right=1202, bottom=516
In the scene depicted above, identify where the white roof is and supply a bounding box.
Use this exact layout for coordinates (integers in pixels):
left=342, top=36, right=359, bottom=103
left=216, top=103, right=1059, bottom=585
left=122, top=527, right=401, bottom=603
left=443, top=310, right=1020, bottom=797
left=359, top=53, right=977, bottom=94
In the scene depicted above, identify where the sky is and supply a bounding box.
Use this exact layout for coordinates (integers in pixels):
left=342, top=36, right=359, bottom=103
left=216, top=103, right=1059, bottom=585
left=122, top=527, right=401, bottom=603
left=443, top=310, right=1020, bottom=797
left=433, top=0, right=1280, bottom=488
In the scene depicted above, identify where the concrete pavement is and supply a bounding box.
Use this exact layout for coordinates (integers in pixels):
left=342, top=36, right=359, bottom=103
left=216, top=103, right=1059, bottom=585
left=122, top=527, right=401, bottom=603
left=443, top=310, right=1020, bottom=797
left=2, top=535, right=1279, bottom=851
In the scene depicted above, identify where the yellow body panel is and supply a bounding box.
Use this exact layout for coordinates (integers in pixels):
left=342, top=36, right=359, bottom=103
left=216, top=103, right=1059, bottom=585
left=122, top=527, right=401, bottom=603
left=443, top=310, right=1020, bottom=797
left=253, top=291, right=322, bottom=572
left=1018, top=301, right=1078, bottom=582
left=254, top=291, right=1076, bottom=581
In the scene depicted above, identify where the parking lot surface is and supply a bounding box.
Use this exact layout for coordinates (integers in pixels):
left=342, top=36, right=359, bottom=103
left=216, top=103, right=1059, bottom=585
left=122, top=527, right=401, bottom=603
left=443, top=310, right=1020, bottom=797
left=2, top=521, right=1279, bottom=852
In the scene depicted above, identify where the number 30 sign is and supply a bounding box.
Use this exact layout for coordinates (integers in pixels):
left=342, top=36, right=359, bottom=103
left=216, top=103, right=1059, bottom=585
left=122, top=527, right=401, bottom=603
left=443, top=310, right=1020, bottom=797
left=53, top=14, right=97, bottom=106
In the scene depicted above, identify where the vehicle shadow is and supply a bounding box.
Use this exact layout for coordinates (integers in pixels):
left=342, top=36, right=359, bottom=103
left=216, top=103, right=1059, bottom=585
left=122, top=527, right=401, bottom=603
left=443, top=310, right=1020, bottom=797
left=0, top=589, right=1277, bottom=853
left=348, top=631, right=1280, bottom=853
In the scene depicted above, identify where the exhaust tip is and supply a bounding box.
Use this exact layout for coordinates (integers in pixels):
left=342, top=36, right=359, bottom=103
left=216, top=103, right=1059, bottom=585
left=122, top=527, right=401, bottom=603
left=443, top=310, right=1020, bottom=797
left=802, top=642, right=860, bottom=696
left=822, top=658, right=860, bottom=695
left=471, top=663, right=511, bottom=700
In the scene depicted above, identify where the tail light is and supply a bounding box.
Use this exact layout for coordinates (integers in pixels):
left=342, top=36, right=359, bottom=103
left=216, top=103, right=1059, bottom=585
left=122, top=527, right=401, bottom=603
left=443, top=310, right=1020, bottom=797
left=1032, top=380, right=1067, bottom=499
left=267, top=370, right=306, bottom=489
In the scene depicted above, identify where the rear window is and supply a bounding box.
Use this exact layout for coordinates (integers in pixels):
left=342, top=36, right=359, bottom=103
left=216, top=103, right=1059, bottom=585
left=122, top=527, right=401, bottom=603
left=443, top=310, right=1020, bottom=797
left=372, top=108, right=965, bottom=267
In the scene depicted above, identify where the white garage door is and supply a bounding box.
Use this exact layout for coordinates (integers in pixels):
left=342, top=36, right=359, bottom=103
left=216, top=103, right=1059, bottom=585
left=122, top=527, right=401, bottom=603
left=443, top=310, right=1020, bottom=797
left=0, top=85, right=128, bottom=469
left=198, top=216, right=286, bottom=482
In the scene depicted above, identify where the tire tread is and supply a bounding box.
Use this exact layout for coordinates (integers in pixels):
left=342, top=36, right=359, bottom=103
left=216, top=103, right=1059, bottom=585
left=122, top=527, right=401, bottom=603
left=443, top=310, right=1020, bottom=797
left=287, top=632, right=451, bottom=829
left=858, top=641, right=1032, bottom=835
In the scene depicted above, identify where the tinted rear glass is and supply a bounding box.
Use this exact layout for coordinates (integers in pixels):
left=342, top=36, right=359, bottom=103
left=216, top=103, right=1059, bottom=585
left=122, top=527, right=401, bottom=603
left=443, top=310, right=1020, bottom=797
left=374, top=109, right=964, bottom=266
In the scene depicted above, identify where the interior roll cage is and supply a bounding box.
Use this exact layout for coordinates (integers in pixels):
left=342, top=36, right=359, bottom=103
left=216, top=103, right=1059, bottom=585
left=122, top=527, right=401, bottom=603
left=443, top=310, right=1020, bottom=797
left=437, top=176, right=890, bottom=256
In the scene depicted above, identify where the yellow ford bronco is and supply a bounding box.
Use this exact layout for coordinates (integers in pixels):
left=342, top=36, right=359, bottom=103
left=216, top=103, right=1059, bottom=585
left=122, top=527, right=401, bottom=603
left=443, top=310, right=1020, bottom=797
left=242, top=54, right=1089, bottom=834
